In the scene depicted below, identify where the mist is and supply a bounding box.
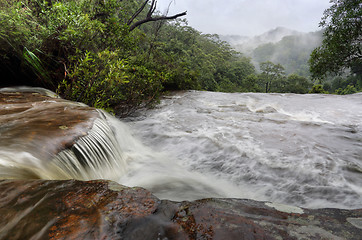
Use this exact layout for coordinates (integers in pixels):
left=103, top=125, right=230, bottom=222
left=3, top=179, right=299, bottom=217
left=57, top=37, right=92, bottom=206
left=156, top=0, right=332, bottom=36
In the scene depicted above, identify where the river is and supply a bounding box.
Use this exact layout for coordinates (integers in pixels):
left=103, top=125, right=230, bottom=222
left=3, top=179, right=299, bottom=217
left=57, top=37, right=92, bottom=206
left=1, top=89, right=361, bottom=209
left=120, top=91, right=362, bottom=209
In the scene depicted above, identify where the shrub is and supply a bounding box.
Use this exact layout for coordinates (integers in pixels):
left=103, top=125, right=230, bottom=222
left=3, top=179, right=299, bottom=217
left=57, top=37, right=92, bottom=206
left=309, top=84, right=329, bottom=94
left=57, top=49, right=163, bottom=115
left=335, top=85, right=358, bottom=95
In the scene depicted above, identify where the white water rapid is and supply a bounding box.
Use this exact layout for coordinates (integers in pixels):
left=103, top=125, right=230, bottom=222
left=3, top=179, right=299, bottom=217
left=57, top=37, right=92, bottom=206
left=1, top=89, right=361, bottom=209
left=123, top=91, right=362, bottom=209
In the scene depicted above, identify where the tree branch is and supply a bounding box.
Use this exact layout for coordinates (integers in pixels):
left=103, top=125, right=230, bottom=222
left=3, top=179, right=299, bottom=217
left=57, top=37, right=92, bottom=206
left=129, top=11, right=186, bottom=31
left=147, top=0, right=157, bottom=18
left=128, top=0, right=186, bottom=32
left=127, top=0, right=149, bottom=26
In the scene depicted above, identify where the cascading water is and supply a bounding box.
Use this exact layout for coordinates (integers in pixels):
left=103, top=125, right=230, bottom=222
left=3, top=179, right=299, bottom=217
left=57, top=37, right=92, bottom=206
left=0, top=88, right=240, bottom=201
left=54, top=110, right=240, bottom=201
left=0, top=88, right=361, bottom=209
left=51, top=114, right=127, bottom=181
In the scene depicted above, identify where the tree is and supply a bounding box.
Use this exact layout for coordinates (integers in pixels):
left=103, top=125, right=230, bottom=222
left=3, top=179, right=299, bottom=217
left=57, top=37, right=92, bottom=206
left=259, top=61, right=285, bottom=93
left=128, top=0, right=186, bottom=31
left=284, top=74, right=312, bottom=94
left=242, top=74, right=261, bottom=92
left=309, top=0, right=362, bottom=78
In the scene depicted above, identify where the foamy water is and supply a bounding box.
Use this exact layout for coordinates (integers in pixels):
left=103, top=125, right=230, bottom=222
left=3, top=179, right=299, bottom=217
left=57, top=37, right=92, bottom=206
left=123, top=91, right=362, bottom=208
left=1, top=89, right=361, bottom=209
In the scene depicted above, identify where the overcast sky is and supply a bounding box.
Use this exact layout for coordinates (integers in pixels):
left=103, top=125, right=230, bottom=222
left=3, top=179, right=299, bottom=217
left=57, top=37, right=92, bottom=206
left=156, top=0, right=332, bottom=36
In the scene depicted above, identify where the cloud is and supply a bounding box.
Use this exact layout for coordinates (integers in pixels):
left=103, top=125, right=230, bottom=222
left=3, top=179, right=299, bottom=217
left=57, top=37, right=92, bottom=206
left=156, top=0, right=331, bottom=36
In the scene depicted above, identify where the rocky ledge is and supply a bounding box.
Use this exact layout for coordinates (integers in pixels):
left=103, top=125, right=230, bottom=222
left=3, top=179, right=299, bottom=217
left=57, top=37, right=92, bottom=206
left=0, top=179, right=361, bottom=240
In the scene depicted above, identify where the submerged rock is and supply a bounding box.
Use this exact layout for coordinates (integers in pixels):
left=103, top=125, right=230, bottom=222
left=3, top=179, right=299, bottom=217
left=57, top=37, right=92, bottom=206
left=0, top=179, right=361, bottom=240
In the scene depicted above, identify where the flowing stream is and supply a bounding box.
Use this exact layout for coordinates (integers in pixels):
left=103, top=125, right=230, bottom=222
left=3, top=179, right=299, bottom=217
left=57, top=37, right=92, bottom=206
left=123, top=91, right=362, bottom=209
left=1, top=89, right=361, bottom=209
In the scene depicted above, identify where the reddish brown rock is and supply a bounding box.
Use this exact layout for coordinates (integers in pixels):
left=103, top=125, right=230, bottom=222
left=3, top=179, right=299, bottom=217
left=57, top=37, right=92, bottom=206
left=0, top=179, right=183, bottom=240
left=0, top=179, right=361, bottom=240
left=0, top=90, right=99, bottom=161
left=173, top=199, right=362, bottom=240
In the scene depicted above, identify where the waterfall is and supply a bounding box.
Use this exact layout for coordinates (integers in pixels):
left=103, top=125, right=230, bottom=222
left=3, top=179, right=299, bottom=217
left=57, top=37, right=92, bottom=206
left=0, top=110, right=127, bottom=181
left=0, top=88, right=240, bottom=201
left=50, top=111, right=127, bottom=181
left=49, top=110, right=243, bottom=201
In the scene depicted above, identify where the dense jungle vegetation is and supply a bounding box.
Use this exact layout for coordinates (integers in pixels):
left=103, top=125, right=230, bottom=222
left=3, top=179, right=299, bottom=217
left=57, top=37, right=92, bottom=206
left=0, top=0, right=361, bottom=115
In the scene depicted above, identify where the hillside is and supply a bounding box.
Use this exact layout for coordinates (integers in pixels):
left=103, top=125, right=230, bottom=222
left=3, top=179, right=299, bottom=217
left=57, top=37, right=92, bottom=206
left=221, top=27, right=323, bottom=76
left=221, top=27, right=302, bottom=54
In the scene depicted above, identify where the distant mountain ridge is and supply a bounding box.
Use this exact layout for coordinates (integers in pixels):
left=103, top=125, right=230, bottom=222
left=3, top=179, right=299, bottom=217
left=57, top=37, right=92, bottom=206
left=220, top=27, right=302, bottom=51
left=220, top=27, right=323, bottom=76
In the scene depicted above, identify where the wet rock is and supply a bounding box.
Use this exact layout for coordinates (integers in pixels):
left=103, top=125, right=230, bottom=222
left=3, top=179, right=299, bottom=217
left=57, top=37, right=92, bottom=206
left=0, top=89, right=99, bottom=161
left=0, top=179, right=182, bottom=240
left=0, top=179, right=361, bottom=240
left=174, top=198, right=362, bottom=240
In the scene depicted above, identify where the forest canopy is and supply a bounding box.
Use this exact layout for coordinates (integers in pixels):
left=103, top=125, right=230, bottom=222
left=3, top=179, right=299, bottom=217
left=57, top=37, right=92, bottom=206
left=0, top=0, right=360, bottom=115
left=0, top=0, right=260, bottom=115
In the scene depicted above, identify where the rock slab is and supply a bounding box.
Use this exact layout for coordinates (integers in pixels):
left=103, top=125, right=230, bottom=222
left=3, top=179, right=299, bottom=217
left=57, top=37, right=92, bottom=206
left=0, top=179, right=361, bottom=240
